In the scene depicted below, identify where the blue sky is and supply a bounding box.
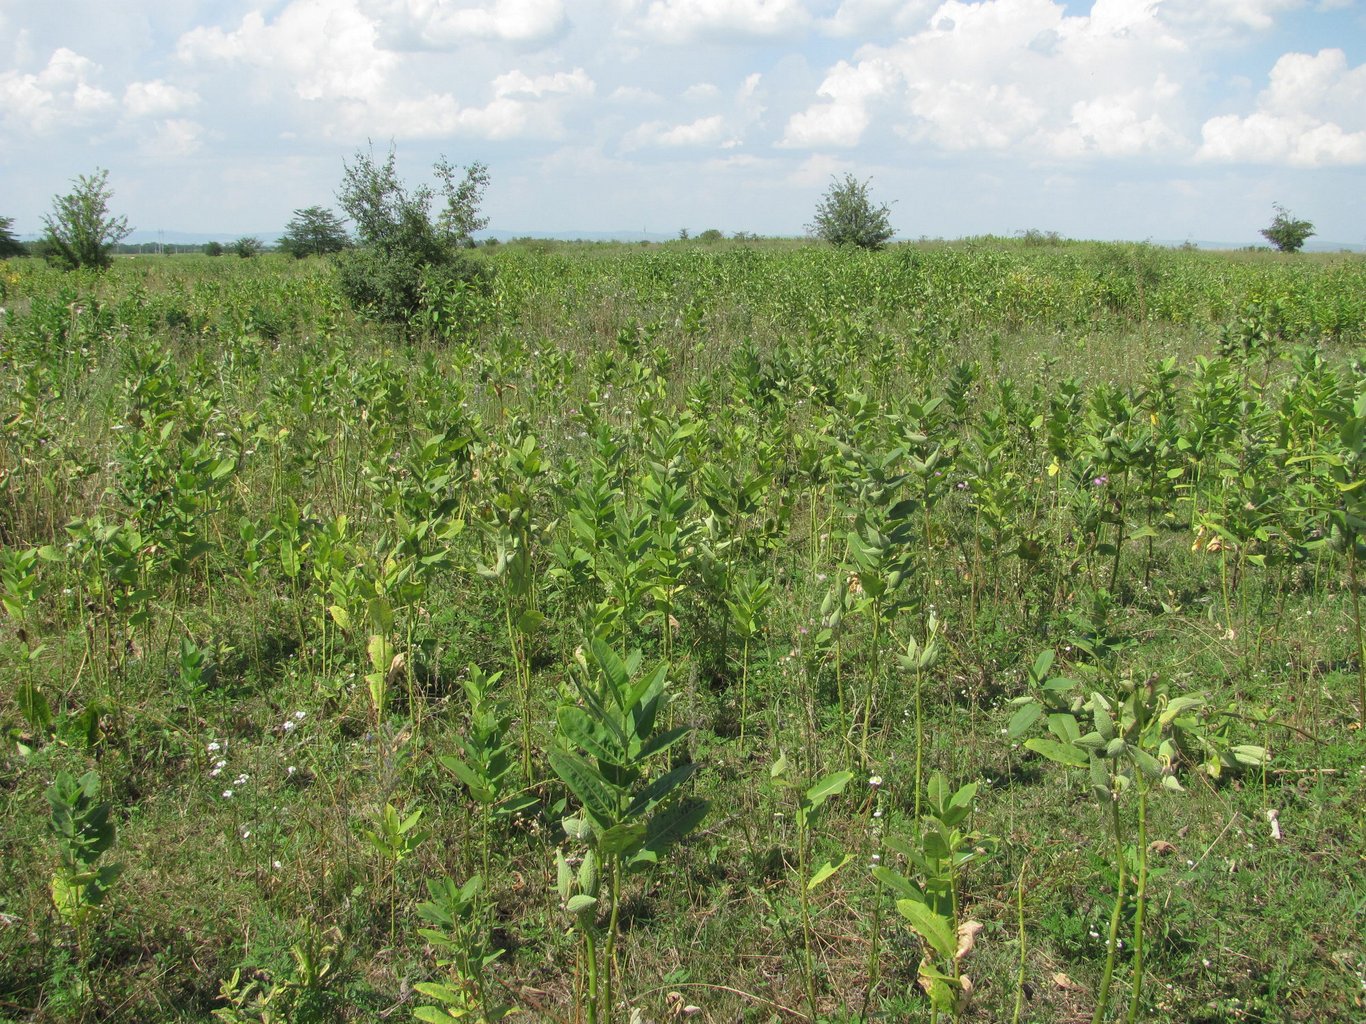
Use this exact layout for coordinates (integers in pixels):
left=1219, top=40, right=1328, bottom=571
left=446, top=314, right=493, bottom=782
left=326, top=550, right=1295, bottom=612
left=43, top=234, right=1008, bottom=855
left=3, top=0, right=1364, bottom=244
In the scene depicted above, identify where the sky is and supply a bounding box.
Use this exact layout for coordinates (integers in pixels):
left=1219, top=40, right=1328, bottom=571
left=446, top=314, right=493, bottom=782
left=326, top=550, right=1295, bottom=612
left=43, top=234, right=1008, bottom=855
left=2, top=0, right=1365, bottom=244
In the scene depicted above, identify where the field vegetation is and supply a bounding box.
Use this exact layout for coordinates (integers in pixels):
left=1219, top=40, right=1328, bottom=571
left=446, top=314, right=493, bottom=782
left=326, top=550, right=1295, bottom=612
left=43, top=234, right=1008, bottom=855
left=1, top=237, right=1364, bottom=1023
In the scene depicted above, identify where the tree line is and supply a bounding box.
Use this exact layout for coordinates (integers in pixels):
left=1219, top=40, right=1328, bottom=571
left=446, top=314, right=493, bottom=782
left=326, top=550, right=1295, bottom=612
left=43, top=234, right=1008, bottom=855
left=0, top=162, right=1325, bottom=295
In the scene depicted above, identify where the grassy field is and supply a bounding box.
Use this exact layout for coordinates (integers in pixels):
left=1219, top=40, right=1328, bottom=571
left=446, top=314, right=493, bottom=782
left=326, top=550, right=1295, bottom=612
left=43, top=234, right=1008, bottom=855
left=1, top=239, right=1364, bottom=1024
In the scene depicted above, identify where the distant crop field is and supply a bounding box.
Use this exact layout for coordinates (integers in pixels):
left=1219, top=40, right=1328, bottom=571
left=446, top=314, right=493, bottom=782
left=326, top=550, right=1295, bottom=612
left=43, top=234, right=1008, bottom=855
left=1, top=241, right=1363, bottom=1023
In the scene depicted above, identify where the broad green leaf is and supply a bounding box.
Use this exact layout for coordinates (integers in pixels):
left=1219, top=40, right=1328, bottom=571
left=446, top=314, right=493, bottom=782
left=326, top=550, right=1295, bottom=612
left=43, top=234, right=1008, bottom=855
left=626, top=762, right=698, bottom=818
left=549, top=749, right=619, bottom=829
left=413, top=1003, right=463, bottom=1023
left=515, top=608, right=544, bottom=634
left=1047, top=712, right=1081, bottom=743
left=803, top=770, right=854, bottom=812
left=636, top=724, right=689, bottom=761
left=1030, top=649, right=1055, bottom=682
left=1159, top=695, right=1204, bottom=726
left=367, top=634, right=394, bottom=672
left=871, top=865, right=920, bottom=899
left=807, top=854, right=852, bottom=890
left=1007, top=702, right=1042, bottom=740
left=630, top=797, right=708, bottom=867
left=598, top=822, right=647, bottom=856
left=895, top=898, right=957, bottom=959
left=1231, top=744, right=1267, bottom=767
left=1024, top=738, right=1088, bottom=767
left=556, top=706, right=620, bottom=765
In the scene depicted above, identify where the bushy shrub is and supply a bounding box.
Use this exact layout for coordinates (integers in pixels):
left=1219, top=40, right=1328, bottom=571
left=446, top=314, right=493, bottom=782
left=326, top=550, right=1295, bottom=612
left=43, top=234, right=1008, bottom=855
left=809, top=174, right=894, bottom=250
left=335, top=147, right=491, bottom=330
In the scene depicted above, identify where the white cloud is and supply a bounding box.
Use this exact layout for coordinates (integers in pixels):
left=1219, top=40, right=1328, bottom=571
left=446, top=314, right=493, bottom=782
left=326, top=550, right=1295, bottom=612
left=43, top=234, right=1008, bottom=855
left=1165, top=0, right=1304, bottom=36
left=1198, top=48, right=1366, bottom=166
left=148, top=118, right=205, bottom=157
left=609, top=85, right=663, bottom=104
left=783, top=0, right=1191, bottom=158
left=684, top=82, right=722, bottom=101
left=664, top=114, right=728, bottom=145
left=820, top=0, right=938, bottom=37
left=624, top=70, right=764, bottom=149
left=124, top=79, right=199, bottom=118
left=493, top=67, right=594, bottom=98
left=787, top=152, right=846, bottom=188
left=638, top=0, right=811, bottom=42
left=177, top=1, right=393, bottom=103
left=176, top=2, right=590, bottom=141
left=361, top=0, right=567, bottom=47
left=0, top=47, right=115, bottom=133
left=780, top=57, right=896, bottom=147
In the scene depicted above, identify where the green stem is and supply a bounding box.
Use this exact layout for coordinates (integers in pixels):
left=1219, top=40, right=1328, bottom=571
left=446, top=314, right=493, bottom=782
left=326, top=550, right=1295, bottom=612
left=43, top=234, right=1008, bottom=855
left=797, top=814, right=818, bottom=1020
left=1349, top=545, right=1365, bottom=728
left=583, top=926, right=599, bottom=1024
left=914, top=664, right=924, bottom=821
left=860, top=604, right=880, bottom=769
left=1013, top=858, right=1029, bottom=1024
left=1094, top=792, right=1128, bottom=1024
left=1126, top=774, right=1148, bottom=1024
left=604, top=858, right=621, bottom=1024
left=739, top=635, right=750, bottom=750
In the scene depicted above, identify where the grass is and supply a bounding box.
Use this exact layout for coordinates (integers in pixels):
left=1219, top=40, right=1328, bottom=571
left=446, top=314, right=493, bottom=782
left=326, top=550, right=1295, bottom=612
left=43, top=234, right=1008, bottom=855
left=0, top=241, right=1364, bottom=1023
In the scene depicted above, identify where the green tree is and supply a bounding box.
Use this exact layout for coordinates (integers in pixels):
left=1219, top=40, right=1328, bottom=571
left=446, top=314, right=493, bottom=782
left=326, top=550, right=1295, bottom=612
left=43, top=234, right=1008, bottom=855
left=231, top=236, right=264, bottom=258
left=809, top=173, right=894, bottom=250
left=334, top=145, right=491, bottom=329
left=42, top=168, right=133, bottom=270
left=1260, top=204, right=1315, bottom=253
left=0, top=216, right=26, bottom=258
left=277, top=205, right=351, bottom=258
left=203, top=241, right=224, bottom=257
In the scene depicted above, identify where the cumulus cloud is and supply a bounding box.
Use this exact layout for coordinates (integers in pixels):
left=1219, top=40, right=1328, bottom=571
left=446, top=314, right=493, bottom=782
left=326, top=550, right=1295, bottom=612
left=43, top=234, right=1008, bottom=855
left=782, top=0, right=1190, bottom=159
left=175, top=1, right=590, bottom=141
left=361, top=0, right=567, bottom=47
left=124, top=79, right=199, bottom=118
left=350, top=66, right=593, bottom=139
left=492, top=67, right=594, bottom=98
left=1164, top=0, right=1303, bottom=36
left=819, top=0, right=938, bottom=37
left=1198, top=48, right=1366, bottom=166
left=0, top=47, right=115, bottom=133
left=147, top=118, right=205, bottom=157
left=609, top=85, right=664, bottom=104
left=177, top=1, right=393, bottom=103
left=779, top=57, right=897, bottom=147
left=624, top=72, right=764, bottom=150
left=638, top=0, right=811, bottom=43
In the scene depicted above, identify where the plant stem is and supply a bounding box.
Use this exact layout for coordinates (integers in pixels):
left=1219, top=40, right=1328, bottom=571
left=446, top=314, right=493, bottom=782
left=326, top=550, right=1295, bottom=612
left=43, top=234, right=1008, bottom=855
left=1013, top=858, right=1029, bottom=1024
left=1094, top=793, right=1128, bottom=1024
left=1126, top=773, right=1148, bottom=1024
left=797, top=813, right=818, bottom=1020
left=1349, top=544, right=1365, bottom=728
left=584, top=926, right=599, bottom=1024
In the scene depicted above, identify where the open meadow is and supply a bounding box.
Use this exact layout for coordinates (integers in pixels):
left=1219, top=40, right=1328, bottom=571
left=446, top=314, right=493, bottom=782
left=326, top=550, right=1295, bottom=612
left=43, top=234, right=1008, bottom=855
left=1, top=239, right=1364, bottom=1023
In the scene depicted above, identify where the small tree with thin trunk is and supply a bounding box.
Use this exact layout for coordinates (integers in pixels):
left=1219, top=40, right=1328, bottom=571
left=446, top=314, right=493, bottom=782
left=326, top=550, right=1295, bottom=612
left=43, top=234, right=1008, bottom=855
left=1260, top=204, right=1315, bottom=253
left=42, top=169, right=133, bottom=270
left=278, top=206, right=351, bottom=258
left=0, top=216, right=26, bottom=258
left=809, top=173, right=894, bottom=250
